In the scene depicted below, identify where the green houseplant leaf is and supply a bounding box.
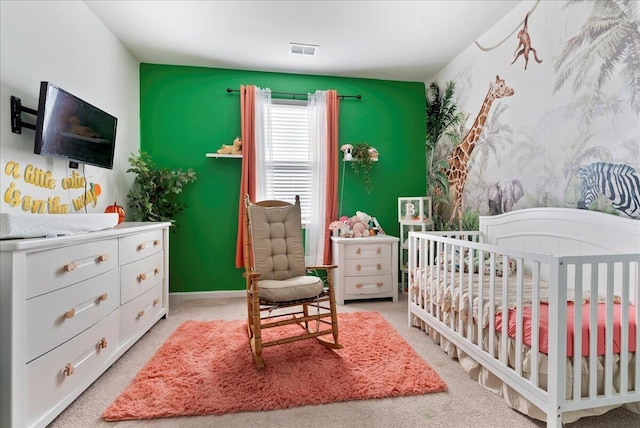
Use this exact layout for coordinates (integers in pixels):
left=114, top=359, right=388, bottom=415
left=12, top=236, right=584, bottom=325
left=126, top=150, right=198, bottom=228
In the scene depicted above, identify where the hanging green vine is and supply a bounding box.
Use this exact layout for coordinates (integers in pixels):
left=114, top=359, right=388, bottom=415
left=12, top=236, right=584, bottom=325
left=350, top=143, right=374, bottom=193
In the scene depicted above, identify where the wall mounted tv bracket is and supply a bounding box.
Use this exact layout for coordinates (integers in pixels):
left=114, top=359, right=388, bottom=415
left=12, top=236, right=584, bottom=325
left=10, top=96, right=38, bottom=134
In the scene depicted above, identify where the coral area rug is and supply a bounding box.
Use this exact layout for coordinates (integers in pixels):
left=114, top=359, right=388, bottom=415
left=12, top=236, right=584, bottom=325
left=103, top=311, right=446, bottom=421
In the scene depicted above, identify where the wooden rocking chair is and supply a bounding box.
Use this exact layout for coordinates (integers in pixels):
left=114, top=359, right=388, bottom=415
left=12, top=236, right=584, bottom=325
left=242, top=194, right=342, bottom=369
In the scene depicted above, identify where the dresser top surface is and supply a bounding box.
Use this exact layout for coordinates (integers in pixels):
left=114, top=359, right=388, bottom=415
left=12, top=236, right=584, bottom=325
left=331, top=235, right=398, bottom=244
left=0, top=222, right=171, bottom=252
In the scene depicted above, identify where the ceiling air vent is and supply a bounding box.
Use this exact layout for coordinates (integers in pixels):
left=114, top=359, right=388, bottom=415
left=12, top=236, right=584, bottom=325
left=289, top=42, right=318, bottom=56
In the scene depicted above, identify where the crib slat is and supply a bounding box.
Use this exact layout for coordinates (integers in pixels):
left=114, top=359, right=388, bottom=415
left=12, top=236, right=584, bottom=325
left=501, top=259, right=508, bottom=365
left=572, top=265, right=583, bottom=402
left=588, top=264, right=599, bottom=398
left=488, top=253, right=496, bottom=359
left=531, top=261, right=540, bottom=388
left=477, top=250, right=485, bottom=349
left=604, top=262, right=615, bottom=397
left=620, top=262, right=629, bottom=394
left=515, top=256, right=523, bottom=377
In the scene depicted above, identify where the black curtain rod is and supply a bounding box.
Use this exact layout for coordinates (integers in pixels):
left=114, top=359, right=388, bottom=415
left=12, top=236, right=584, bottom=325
left=226, top=88, right=361, bottom=100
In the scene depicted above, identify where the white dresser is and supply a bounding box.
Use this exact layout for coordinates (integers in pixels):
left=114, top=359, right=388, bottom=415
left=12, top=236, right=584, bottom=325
left=0, top=222, right=170, bottom=428
left=331, top=235, right=399, bottom=305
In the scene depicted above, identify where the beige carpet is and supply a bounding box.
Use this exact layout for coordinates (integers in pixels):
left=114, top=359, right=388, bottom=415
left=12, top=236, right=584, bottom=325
left=48, top=294, right=640, bottom=428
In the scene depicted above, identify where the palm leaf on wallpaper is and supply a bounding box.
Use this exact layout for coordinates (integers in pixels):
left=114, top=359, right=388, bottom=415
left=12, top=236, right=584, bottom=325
left=554, top=0, right=640, bottom=114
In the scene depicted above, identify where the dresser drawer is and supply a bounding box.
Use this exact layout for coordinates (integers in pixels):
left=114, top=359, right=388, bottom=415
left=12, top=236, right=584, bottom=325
left=26, top=268, right=119, bottom=362
left=26, top=239, right=118, bottom=299
left=119, top=229, right=163, bottom=265
left=26, top=309, right=119, bottom=427
left=120, top=251, right=163, bottom=304
left=344, top=242, right=391, bottom=259
left=344, top=257, right=391, bottom=276
left=344, top=275, right=393, bottom=295
left=120, top=283, right=163, bottom=344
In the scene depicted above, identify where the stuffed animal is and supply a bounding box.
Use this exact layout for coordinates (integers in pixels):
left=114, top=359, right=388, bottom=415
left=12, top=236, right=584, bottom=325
left=352, top=221, right=368, bottom=237
left=217, top=136, right=242, bottom=155
left=350, top=215, right=370, bottom=237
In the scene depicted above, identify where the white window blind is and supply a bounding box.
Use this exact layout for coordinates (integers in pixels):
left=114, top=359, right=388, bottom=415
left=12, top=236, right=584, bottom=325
left=264, top=100, right=314, bottom=222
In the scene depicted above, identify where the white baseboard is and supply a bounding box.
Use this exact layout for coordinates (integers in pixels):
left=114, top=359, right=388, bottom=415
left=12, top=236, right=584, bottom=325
left=169, top=290, right=244, bottom=303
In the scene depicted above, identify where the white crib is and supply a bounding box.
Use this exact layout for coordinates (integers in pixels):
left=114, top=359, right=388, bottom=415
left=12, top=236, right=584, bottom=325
left=407, top=208, right=640, bottom=426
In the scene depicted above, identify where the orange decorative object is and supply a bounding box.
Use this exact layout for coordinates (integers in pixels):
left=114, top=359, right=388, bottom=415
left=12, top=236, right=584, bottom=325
left=105, top=201, right=125, bottom=224
left=93, top=183, right=102, bottom=196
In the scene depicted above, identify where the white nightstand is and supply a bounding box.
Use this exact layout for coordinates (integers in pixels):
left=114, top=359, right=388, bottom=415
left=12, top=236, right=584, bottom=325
left=330, top=235, right=399, bottom=305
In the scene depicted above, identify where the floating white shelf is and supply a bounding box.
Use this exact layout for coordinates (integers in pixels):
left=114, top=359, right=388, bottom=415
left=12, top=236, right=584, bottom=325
left=206, top=153, right=242, bottom=158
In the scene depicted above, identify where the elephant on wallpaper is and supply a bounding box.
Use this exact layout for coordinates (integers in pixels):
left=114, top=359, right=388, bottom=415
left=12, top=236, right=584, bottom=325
left=487, top=178, right=524, bottom=215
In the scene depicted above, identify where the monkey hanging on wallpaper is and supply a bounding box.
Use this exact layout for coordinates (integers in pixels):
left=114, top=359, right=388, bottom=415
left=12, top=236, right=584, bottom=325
left=511, top=12, right=543, bottom=70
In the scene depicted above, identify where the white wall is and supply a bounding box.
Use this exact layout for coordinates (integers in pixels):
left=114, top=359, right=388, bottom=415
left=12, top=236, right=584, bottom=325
left=0, top=1, right=139, bottom=216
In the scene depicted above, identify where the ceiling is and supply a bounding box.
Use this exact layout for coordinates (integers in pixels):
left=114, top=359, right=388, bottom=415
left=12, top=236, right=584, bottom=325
left=85, top=1, right=519, bottom=83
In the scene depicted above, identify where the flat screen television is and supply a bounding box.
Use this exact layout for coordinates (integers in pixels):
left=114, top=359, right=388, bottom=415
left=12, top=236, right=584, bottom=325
left=34, top=82, right=117, bottom=169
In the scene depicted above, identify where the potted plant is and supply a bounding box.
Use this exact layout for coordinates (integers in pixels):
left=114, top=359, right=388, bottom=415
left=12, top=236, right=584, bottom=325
left=350, top=143, right=375, bottom=193
left=126, top=150, right=198, bottom=228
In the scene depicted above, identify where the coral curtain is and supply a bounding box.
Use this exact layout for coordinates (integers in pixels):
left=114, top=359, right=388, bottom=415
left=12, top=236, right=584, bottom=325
left=235, top=85, right=257, bottom=268
left=323, top=90, right=339, bottom=264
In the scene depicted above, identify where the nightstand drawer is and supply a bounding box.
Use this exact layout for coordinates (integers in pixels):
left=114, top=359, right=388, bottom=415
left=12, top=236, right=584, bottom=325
left=344, top=275, right=393, bottom=295
left=344, top=257, right=391, bottom=276
left=344, top=242, right=391, bottom=259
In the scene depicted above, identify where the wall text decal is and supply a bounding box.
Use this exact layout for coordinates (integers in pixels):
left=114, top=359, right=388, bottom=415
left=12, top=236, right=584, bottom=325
left=2, top=161, right=102, bottom=214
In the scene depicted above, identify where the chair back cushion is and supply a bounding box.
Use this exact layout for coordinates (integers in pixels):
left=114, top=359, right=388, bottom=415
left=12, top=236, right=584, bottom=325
left=247, top=202, right=306, bottom=280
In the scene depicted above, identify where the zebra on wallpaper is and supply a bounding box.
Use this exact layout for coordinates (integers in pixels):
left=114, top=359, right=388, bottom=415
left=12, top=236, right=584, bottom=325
left=577, top=162, right=640, bottom=218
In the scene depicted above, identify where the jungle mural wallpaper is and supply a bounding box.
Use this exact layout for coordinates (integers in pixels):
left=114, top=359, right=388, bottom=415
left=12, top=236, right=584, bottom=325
left=428, top=0, right=639, bottom=225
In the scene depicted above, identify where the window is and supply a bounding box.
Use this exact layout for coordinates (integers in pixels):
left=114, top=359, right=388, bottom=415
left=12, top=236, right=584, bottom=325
left=261, top=99, right=315, bottom=223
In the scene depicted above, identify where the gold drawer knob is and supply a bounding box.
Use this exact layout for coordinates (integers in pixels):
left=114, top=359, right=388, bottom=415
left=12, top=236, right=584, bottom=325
left=153, top=298, right=160, bottom=306
left=356, top=283, right=363, bottom=288
left=138, top=273, right=147, bottom=281
left=377, top=247, right=381, bottom=254
left=99, top=293, right=108, bottom=301
left=99, top=337, right=108, bottom=349
left=356, top=265, right=361, bottom=271
left=356, top=248, right=361, bottom=254
left=63, top=308, right=75, bottom=319
left=138, top=243, right=146, bottom=250
left=377, top=264, right=382, bottom=270
left=138, top=310, right=146, bottom=317
left=64, top=262, right=77, bottom=272
left=377, top=282, right=384, bottom=287
left=64, top=363, right=74, bottom=376
left=154, top=239, right=160, bottom=246
left=154, top=267, right=160, bottom=274
left=99, top=253, right=109, bottom=262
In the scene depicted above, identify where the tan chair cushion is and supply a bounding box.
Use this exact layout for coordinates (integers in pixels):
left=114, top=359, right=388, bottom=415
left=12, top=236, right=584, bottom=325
left=248, top=201, right=323, bottom=302
left=248, top=202, right=306, bottom=280
left=258, top=275, right=324, bottom=302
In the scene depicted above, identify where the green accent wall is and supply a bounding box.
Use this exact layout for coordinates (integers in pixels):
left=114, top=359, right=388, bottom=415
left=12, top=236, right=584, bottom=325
left=140, top=64, right=426, bottom=292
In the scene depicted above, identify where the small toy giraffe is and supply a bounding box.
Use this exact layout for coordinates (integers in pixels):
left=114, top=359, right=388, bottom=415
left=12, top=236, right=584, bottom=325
left=446, top=75, right=514, bottom=222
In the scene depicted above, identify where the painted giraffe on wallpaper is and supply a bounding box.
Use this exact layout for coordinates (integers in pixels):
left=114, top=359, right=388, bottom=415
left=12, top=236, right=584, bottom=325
left=446, top=75, right=514, bottom=222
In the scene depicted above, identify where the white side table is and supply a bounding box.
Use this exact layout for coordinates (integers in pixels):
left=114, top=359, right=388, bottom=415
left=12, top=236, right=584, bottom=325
left=330, top=235, right=399, bottom=305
